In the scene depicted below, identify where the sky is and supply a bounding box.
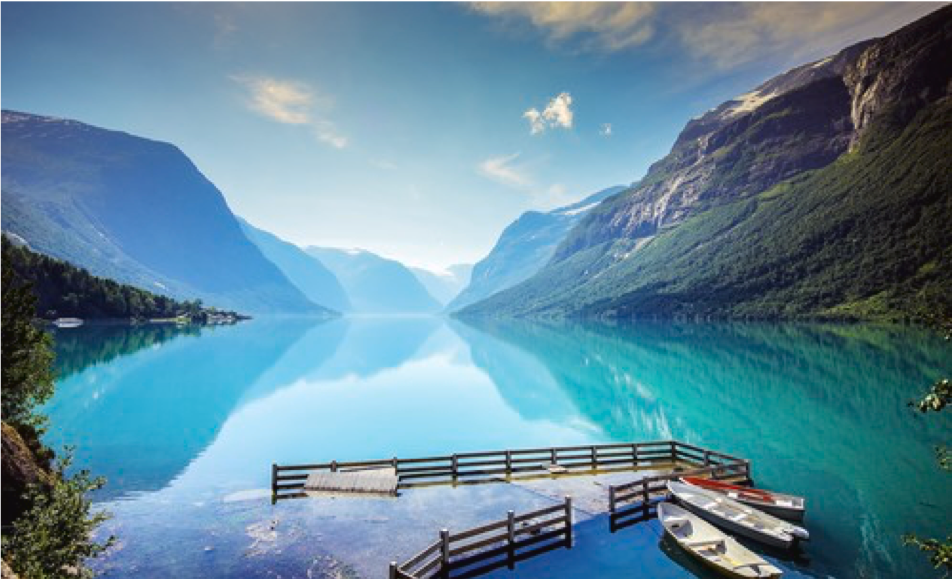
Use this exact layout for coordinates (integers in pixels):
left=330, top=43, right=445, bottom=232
left=1, top=2, right=941, bottom=272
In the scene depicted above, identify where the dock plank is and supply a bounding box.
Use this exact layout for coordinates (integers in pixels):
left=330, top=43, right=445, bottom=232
left=303, top=467, right=398, bottom=496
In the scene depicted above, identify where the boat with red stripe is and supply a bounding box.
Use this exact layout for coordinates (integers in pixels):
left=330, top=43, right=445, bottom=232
left=680, top=476, right=806, bottom=522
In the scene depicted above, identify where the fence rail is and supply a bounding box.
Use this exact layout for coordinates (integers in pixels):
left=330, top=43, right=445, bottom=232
left=272, top=440, right=733, bottom=498
left=390, top=496, right=573, bottom=579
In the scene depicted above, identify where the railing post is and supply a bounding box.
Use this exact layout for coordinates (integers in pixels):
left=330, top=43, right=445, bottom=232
left=564, top=496, right=574, bottom=547
left=505, top=450, right=512, bottom=474
left=590, top=445, right=597, bottom=468
left=703, top=450, right=711, bottom=466
left=440, top=529, right=450, bottom=568
left=271, top=463, right=278, bottom=495
left=389, top=561, right=397, bottom=579
left=632, top=443, right=639, bottom=466
left=331, top=460, right=338, bottom=473
left=550, top=448, right=557, bottom=464
left=609, top=485, right=616, bottom=514
left=669, top=441, right=677, bottom=462
left=451, top=454, right=458, bottom=480
left=744, top=460, right=752, bottom=483
left=507, top=510, right=516, bottom=569
left=641, top=479, right=650, bottom=517
left=392, top=456, right=398, bottom=473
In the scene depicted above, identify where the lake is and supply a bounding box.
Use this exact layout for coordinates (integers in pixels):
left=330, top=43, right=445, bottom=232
left=44, top=317, right=951, bottom=578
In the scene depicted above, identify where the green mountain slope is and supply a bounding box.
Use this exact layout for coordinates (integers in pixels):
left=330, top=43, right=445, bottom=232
left=462, top=6, right=951, bottom=321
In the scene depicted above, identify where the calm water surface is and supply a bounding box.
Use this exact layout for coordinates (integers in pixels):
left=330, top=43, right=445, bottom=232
left=45, top=317, right=951, bottom=578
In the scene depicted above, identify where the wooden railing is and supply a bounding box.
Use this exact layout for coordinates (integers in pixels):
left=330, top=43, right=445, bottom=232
left=273, top=440, right=698, bottom=499
left=390, top=496, right=574, bottom=579
left=607, top=441, right=751, bottom=515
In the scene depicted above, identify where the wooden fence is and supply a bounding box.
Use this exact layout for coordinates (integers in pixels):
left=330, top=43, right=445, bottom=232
left=607, top=441, right=751, bottom=516
left=272, top=440, right=732, bottom=499
left=390, top=496, right=573, bottom=579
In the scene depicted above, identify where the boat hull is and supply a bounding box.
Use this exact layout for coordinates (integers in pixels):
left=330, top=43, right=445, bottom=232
left=659, top=502, right=783, bottom=579
left=680, top=477, right=805, bottom=522
left=676, top=499, right=794, bottom=550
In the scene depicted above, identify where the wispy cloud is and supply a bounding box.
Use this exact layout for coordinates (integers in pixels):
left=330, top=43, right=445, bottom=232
left=524, top=92, right=574, bottom=135
left=600, top=123, right=612, bottom=137
left=675, top=3, right=937, bottom=69
left=471, top=2, right=656, bottom=51
left=478, top=152, right=532, bottom=188
left=472, top=2, right=938, bottom=70
left=232, top=75, right=348, bottom=149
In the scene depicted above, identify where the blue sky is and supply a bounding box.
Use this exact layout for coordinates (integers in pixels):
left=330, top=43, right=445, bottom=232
left=1, top=2, right=940, bottom=271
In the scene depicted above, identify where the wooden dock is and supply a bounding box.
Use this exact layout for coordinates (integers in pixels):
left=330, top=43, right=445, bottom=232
left=303, top=466, right=398, bottom=497
left=271, top=440, right=753, bottom=578
left=272, top=440, right=749, bottom=500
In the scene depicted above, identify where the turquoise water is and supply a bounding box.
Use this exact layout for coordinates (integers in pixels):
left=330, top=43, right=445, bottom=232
left=44, top=317, right=951, bottom=578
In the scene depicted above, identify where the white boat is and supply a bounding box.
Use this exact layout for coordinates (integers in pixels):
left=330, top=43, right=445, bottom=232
left=659, top=502, right=783, bottom=578
left=52, top=317, right=84, bottom=328
left=680, top=476, right=806, bottom=521
left=667, top=481, right=809, bottom=550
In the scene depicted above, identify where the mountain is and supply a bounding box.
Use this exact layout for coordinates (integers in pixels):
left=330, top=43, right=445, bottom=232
left=411, top=264, right=473, bottom=305
left=461, top=6, right=952, bottom=321
left=447, top=186, right=626, bottom=312
left=305, top=247, right=441, bottom=313
left=1, top=111, right=325, bottom=315
left=238, top=218, right=350, bottom=313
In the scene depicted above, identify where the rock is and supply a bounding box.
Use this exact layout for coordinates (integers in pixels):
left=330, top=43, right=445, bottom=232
left=1, top=421, right=52, bottom=526
left=2, top=559, right=19, bottom=579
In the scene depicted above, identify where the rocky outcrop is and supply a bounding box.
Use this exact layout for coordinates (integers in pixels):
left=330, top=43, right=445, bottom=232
left=844, top=5, right=952, bottom=148
left=2, top=559, right=19, bottom=579
left=555, top=71, right=855, bottom=262
left=1, top=422, right=51, bottom=527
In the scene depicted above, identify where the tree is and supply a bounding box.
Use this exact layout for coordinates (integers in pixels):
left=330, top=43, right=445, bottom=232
left=904, top=315, right=952, bottom=575
left=2, top=242, right=112, bottom=577
left=2, top=451, right=113, bottom=579
left=1, top=253, right=55, bottom=430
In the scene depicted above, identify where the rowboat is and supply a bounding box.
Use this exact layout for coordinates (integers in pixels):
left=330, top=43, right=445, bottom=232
left=667, top=481, right=809, bottom=550
left=659, top=502, right=783, bottom=578
left=680, top=476, right=805, bottom=521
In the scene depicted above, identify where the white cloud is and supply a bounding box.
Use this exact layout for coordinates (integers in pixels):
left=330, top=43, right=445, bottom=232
left=472, top=2, right=938, bottom=70
left=600, top=123, right=612, bottom=137
left=524, top=92, right=573, bottom=135
left=313, top=120, right=348, bottom=149
left=675, top=3, right=938, bottom=69
left=471, top=2, right=656, bottom=51
left=478, top=152, right=532, bottom=188
left=232, top=75, right=348, bottom=148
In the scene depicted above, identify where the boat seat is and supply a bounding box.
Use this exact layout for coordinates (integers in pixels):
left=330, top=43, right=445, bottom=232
left=685, top=538, right=725, bottom=548
left=731, top=562, right=763, bottom=571
left=730, top=513, right=748, bottom=522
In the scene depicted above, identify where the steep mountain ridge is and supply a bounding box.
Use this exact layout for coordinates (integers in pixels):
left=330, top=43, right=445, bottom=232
left=1, top=111, right=324, bottom=314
